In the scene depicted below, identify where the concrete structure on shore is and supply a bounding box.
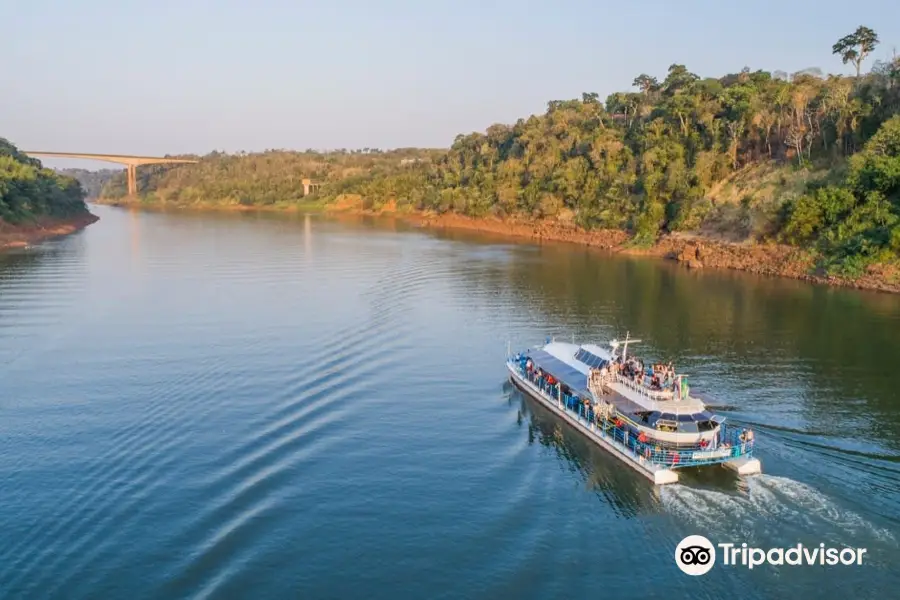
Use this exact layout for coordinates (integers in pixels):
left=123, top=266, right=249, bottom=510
left=23, top=151, right=199, bottom=196
left=301, top=178, right=321, bottom=196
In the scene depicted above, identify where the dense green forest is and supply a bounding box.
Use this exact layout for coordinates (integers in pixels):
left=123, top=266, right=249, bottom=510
left=106, top=26, right=900, bottom=275
left=100, top=148, right=443, bottom=206
left=322, top=26, right=900, bottom=275
left=57, top=168, right=119, bottom=199
left=0, top=138, right=89, bottom=224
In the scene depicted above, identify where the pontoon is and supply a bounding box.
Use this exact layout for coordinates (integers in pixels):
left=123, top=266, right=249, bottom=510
left=506, top=334, right=761, bottom=485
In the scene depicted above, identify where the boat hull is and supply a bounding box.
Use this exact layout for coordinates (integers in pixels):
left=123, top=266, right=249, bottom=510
left=507, top=362, right=679, bottom=485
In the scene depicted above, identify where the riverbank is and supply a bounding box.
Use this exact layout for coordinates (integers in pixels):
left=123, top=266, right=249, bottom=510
left=327, top=205, right=900, bottom=294
left=0, top=212, right=100, bottom=251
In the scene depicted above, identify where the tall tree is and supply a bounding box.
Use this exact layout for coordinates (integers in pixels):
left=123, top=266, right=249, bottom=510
left=832, top=26, right=880, bottom=77
left=632, top=74, right=659, bottom=96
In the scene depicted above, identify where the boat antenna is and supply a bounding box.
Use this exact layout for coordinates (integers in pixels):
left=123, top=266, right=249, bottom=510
left=621, top=331, right=642, bottom=362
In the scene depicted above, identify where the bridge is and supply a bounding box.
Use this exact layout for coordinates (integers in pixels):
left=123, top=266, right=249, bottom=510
left=23, top=151, right=199, bottom=196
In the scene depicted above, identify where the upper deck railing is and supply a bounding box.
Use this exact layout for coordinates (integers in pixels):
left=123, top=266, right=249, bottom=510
left=591, top=369, right=705, bottom=414
left=611, top=371, right=674, bottom=400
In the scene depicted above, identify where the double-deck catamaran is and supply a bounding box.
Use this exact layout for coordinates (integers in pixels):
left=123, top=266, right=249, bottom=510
left=506, top=334, right=761, bottom=485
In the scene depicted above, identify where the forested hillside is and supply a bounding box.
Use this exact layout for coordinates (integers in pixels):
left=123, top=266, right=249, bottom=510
left=57, top=168, right=119, bottom=199
left=99, top=25, right=900, bottom=277
left=323, top=26, right=900, bottom=275
left=100, top=148, right=443, bottom=206
left=1, top=138, right=89, bottom=224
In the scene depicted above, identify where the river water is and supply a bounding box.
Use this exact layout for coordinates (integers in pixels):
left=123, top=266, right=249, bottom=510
left=1, top=205, right=898, bottom=599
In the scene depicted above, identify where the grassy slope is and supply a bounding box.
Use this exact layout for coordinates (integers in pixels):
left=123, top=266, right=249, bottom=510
left=693, top=161, right=844, bottom=243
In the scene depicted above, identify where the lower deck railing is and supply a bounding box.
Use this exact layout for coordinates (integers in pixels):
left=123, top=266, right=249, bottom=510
left=509, top=357, right=754, bottom=469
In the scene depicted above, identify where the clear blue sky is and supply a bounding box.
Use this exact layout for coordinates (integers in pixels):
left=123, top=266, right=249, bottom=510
left=2, top=0, right=898, bottom=170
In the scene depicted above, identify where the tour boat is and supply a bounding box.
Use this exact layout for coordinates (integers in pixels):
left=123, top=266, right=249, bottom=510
left=506, top=334, right=761, bottom=485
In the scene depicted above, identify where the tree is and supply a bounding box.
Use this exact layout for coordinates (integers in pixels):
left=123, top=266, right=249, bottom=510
left=832, top=26, right=880, bottom=77
left=632, top=74, right=659, bottom=96
left=0, top=138, right=89, bottom=223
left=662, top=64, right=699, bottom=95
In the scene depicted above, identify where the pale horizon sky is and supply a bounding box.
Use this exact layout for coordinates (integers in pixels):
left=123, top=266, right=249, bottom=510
left=2, top=0, right=898, bottom=170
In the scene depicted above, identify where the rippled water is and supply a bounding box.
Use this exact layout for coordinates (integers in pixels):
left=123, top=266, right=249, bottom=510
left=2, top=205, right=899, bottom=599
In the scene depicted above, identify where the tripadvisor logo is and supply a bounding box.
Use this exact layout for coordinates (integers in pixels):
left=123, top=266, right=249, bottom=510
left=675, top=535, right=716, bottom=576
left=674, top=535, right=868, bottom=575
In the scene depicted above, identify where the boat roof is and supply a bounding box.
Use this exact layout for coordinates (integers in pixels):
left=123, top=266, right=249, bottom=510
left=524, top=340, right=713, bottom=417
left=580, top=343, right=612, bottom=358
left=525, top=349, right=591, bottom=397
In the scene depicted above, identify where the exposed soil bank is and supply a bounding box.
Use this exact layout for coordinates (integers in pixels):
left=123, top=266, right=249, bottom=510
left=0, top=212, right=100, bottom=251
left=330, top=206, right=900, bottom=295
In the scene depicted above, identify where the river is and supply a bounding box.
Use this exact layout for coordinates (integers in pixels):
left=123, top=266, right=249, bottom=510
left=2, top=204, right=899, bottom=599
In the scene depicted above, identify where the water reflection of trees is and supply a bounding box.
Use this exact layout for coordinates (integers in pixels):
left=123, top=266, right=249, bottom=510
left=0, top=245, right=68, bottom=287
left=0, top=245, right=73, bottom=369
left=441, top=227, right=900, bottom=451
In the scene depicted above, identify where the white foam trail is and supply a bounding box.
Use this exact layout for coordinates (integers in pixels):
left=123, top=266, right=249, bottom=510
left=750, top=475, right=897, bottom=544
left=660, top=475, right=897, bottom=547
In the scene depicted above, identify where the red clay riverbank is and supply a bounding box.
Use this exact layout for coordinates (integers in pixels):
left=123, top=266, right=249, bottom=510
left=329, top=205, right=900, bottom=294
left=0, top=212, right=100, bottom=251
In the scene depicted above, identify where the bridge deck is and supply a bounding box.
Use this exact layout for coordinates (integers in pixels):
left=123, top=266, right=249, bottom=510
left=23, top=151, right=198, bottom=165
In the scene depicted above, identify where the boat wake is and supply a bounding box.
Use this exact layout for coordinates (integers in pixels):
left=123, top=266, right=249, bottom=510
left=659, top=475, right=897, bottom=559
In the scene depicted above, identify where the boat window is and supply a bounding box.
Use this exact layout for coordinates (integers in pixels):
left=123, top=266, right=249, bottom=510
left=574, top=348, right=608, bottom=368
left=656, top=419, right=678, bottom=432
left=696, top=420, right=717, bottom=432
left=677, top=421, right=699, bottom=433
left=676, top=414, right=696, bottom=422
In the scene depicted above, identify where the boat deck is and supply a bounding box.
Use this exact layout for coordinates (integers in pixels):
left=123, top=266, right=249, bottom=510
left=508, top=362, right=679, bottom=485
left=507, top=358, right=761, bottom=484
